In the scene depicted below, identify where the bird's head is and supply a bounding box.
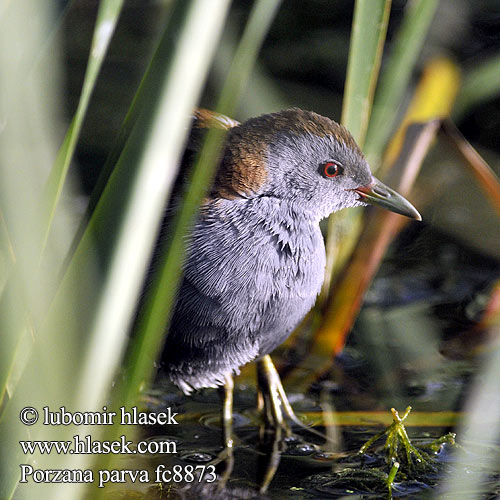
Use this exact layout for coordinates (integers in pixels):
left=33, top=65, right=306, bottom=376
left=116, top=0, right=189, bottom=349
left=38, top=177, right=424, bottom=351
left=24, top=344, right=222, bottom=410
left=213, top=108, right=421, bottom=221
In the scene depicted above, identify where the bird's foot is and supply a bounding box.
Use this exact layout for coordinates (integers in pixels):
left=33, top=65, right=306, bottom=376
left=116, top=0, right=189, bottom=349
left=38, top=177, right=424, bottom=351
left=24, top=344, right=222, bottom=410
left=256, top=355, right=330, bottom=444
left=216, top=358, right=332, bottom=493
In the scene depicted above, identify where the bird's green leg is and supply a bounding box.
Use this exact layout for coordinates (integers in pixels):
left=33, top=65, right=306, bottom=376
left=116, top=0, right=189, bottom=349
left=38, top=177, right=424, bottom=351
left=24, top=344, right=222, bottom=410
left=256, top=356, right=345, bottom=492
left=255, top=358, right=285, bottom=492
left=258, top=355, right=337, bottom=442
left=215, top=374, right=235, bottom=490
left=222, top=373, right=234, bottom=449
left=262, top=355, right=298, bottom=421
left=257, top=355, right=287, bottom=430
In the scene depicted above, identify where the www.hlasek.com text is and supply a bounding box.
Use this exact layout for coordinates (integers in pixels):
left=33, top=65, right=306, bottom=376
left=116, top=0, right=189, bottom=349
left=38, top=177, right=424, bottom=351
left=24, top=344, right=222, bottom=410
left=20, top=434, right=177, bottom=455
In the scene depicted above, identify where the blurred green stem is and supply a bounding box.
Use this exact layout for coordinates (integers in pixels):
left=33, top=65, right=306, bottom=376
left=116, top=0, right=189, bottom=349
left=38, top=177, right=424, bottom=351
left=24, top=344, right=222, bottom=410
left=364, top=0, right=439, bottom=165
left=40, top=0, right=124, bottom=257
left=65, top=2, right=176, bottom=265
left=341, top=0, right=391, bottom=146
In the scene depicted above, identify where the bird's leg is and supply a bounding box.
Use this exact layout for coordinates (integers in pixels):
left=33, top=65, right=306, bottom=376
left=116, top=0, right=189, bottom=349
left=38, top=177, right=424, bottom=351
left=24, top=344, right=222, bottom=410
left=255, top=357, right=287, bottom=492
left=257, top=355, right=334, bottom=443
left=262, top=355, right=298, bottom=421
left=222, top=373, right=234, bottom=449
left=256, top=355, right=289, bottom=433
left=215, top=374, right=234, bottom=490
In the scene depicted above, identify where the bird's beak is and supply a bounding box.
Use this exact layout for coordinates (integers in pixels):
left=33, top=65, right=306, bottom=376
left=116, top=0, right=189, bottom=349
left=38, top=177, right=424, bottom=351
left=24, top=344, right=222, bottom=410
left=353, top=177, right=422, bottom=221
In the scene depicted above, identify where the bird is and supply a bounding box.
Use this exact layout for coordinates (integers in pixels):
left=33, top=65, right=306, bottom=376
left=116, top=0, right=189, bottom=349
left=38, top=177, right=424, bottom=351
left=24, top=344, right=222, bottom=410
left=161, top=108, right=420, bottom=439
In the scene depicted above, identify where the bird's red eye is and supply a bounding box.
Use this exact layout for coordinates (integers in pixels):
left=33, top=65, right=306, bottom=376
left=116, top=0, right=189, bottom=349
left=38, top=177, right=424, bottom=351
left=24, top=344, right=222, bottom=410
left=323, top=161, right=342, bottom=178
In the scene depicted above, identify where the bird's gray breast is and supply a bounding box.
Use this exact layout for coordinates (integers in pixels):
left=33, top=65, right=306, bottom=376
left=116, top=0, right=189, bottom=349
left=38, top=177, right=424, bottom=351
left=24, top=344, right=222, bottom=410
left=182, top=197, right=324, bottom=344
left=164, top=197, right=325, bottom=391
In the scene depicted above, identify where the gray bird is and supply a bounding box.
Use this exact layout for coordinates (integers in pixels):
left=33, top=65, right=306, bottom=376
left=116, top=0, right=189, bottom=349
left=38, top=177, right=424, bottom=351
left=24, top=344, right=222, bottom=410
left=162, top=108, right=420, bottom=429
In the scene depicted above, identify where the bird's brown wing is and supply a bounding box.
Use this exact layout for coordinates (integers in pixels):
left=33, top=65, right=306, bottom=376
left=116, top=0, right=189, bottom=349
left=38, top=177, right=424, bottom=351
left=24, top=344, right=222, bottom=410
left=186, top=108, right=240, bottom=153
left=193, top=108, right=240, bottom=129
